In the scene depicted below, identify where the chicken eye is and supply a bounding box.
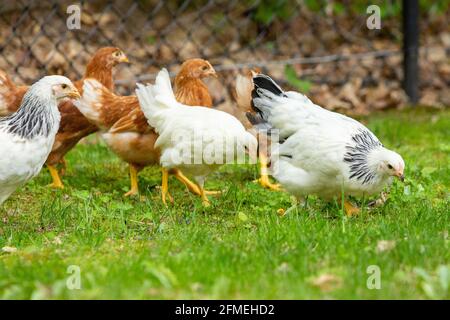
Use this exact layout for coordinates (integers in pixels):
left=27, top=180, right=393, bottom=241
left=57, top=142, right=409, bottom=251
left=201, top=65, right=209, bottom=71
left=387, top=164, right=393, bottom=170
left=61, top=84, right=68, bottom=89
left=114, top=51, right=121, bottom=57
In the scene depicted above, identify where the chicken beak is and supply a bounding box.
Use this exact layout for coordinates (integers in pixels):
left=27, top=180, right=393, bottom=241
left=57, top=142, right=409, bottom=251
left=208, top=68, right=218, bottom=78
left=67, top=88, right=81, bottom=100
left=395, top=171, right=405, bottom=182
left=120, top=55, right=130, bottom=64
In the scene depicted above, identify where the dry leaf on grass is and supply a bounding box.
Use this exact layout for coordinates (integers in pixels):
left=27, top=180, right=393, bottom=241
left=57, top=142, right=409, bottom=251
left=275, top=262, right=290, bottom=274
left=376, top=240, right=396, bottom=253
left=2, top=246, right=17, bottom=253
left=310, top=273, right=343, bottom=292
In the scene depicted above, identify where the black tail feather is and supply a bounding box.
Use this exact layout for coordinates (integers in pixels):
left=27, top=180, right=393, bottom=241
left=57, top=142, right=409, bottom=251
left=247, top=74, right=286, bottom=139
left=249, top=74, right=285, bottom=128
left=250, top=74, right=285, bottom=114
left=251, top=74, right=285, bottom=100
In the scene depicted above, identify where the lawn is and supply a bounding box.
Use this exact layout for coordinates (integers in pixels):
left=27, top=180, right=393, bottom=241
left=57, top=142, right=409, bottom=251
left=0, top=108, right=448, bottom=299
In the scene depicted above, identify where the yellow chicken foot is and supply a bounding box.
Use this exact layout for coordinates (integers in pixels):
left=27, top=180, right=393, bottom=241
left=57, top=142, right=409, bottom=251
left=204, top=190, right=221, bottom=196
left=171, top=169, right=221, bottom=196
left=255, top=154, right=281, bottom=191
left=197, top=184, right=211, bottom=207
left=161, top=168, right=173, bottom=205
left=47, top=165, right=64, bottom=189
left=124, top=164, right=140, bottom=197
left=343, top=200, right=360, bottom=217
left=171, top=169, right=201, bottom=195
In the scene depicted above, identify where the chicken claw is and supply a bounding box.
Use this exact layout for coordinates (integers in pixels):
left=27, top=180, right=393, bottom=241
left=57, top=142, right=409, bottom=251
left=199, top=187, right=211, bottom=207
left=343, top=201, right=360, bottom=217
left=256, top=155, right=281, bottom=191
left=368, top=192, right=388, bottom=208
left=204, top=190, right=221, bottom=196
left=47, top=165, right=64, bottom=189
left=124, top=165, right=140, bottom=197
left=255, top=175, right=281, bottom=191
left=172, top=169, right=221, bottom=197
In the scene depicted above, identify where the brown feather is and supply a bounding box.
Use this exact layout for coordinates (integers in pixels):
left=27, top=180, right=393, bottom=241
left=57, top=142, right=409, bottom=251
left=91, top=58, right=216, bottom=169
left=0, top=70, right=28, bottom=115
left=105, top=58, right=216, bottom=135
left=47, top=47, right=127, bottom=166
left=175, top=78, right=212, bottom=107
left=174, top=58, right=216, bottom=107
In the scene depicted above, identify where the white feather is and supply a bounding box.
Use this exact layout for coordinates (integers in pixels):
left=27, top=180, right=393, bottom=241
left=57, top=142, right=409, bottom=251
left=0, top=75, right=71, bottom=205
left=74, top=79, right=103, bottom=128
left=252, top=75, right=404, bottom=200
left=136, top=69, right=257, bottom=185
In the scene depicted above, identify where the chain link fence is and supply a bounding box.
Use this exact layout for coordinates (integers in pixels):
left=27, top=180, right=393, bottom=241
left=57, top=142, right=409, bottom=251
left=0, top=0, right=449, bottom=113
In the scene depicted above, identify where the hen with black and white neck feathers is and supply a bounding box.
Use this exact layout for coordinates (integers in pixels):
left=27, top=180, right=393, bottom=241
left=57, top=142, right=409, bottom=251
left=249, top=74, right=405, bottom=216
left=136, top=68, right=257, bottom=206
left=0, top=75, right=79, bottom=205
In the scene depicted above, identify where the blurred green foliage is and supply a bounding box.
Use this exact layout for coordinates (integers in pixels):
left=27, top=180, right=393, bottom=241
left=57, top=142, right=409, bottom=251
left=248, top=0, right=449, bottom=25
left=252, top=0, right=294, bottom=25
left=284, top=65, right=312, bottom=93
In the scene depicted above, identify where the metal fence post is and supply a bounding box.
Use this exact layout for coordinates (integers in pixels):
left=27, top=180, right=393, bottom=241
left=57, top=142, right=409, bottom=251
left=403, top=0, right=420, bottom=104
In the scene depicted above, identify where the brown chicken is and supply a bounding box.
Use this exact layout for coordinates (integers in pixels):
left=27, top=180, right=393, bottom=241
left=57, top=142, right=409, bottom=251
left=74, top=59, right=217, bottom=201
left=0, top=70, right=28, bottom=116
left=233, top=69, right=280, bottom=191
left=48, top=47, right=129, bottom=189
left=0, top=48, right=129, bottom=188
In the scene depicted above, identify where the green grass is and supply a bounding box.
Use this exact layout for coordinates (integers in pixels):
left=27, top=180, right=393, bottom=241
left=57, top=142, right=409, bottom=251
left=0, top=109, right=449, bottom=299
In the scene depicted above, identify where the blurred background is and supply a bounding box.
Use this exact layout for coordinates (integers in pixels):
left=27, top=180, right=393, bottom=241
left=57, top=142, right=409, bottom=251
left=0, top=0, right=448, bottom=115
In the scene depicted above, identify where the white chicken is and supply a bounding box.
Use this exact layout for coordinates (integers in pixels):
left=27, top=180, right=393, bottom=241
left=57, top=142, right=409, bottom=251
left=135, top=68, right=257, bottom=206
left=249, top=74, right=405, bottom=216
left=0, top=76, right=80, bottom=205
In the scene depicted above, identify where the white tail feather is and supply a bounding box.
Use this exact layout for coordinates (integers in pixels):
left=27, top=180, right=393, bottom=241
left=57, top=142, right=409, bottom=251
left=135, top=68, right=178, bottom=130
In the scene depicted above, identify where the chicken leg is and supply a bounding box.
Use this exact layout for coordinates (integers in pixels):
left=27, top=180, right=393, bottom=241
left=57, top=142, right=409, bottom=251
left=171, top=169, right=221, bottom=196
left=343, top=200, right=360, bottom=217
left=195, top=179, right=210, bottom=207
left=47, top=165, right=64, bottom=189
left=198, top=186, right=210, bottom=207
left=255, top=154, right=281, bottom=191
left=124, top=164, right=140, bottom=197
left=161, top=168, right=173, bottom=205
left=171, top=169, right=201, bottom=195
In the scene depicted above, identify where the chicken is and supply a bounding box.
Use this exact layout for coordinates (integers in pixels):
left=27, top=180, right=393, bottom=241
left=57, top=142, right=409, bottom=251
left=136, top=68, right=257, bottom=206
left=249, top=74, right=405, bottom=216
left=75, top=83, right=157, bottom=196
left=174, top=58, right=217, bottom=107
left=45, top=47, right=129, bottom=189
left=0, top=70, right=28, bottom=116
left=233, top=69, right=281, bottom=191
left=75, top=58, right=218, bottom=200
left=0, top=76, right=80, bottom=205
